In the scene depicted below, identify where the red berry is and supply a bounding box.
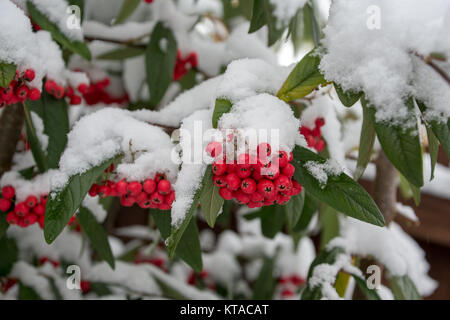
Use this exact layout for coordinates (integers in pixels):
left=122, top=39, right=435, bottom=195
left=250, top=191, right=264, bottom=204
left=225, top=173, right=240, bottom=191
left=6, top=212, right=18, bottom=225
left=226, top=161, right=237, bottom=173
left=158, top=203, right=171, bottom=210
left=40, top=195, right=48, bottom=206
left=14, top=202, right=29, bottom=217
left=154, top=173, right=165, bottom=182
left=143, top=179, right=156, bottom=194
left=257, top=180, right=276, bottom=199
left=219, top=187, right=233, bottom=200
left=0, top=198, right=11, bottom=212
left=212, top=161, right=227, bottom=175
left=262, top=164, right=280, bottom=180
left=28, top=88, right=41, bottom=101
left=115, top=180, right=128, bottom=196
left=252, top=169, right=263, bottom=181
left=24, top=213, right=38, bottom=226
left=66, top=86, right=74, bottom=97
left=237, top=154, right=251, bottom=168
left=276, top=151, right=289, bottom=168
left=88, top=184, right=99, bottom=197
left=2, top=186, right=15, bottom=199
left=234, top=190, right=250, bottom=204
left=54, top=85, right=65, bottom=99
left=33, top=204, right=45, bottom=216
left=290, top=274, right=305, bottom=286
left=165, top=191, right=175, bottom=206
left=274, top=175, right=292, bottom=193
left=157, top=180, right=171, bottom=195
left=315, top=117, right=325, bottom=128
left=291, top=180, right=303, bottom=195
left=240, top=178, right=256, bottom=194
left=77, top=83, right=88, bottom=94
left=150, top=192, right=164, bottom=205
left=281, top=289, right=295, bottom=298
left=206, top=141, right=222, bottom=158
left=80, top=281, right=91, bottom=293
left=120, top=195, right=135, bottom=207
left=127, top=181, right=142, bottom=196
left=236, top=166, right=252, bottom=179
left=212, top=175, right=226, bottom=188
left=23, top=69, right=35, bottom=82
left=144, top=0, right=154, bottom=3
left=1, top=84, right=14, bottom=101
left=257, top=143, right=271, bottom=157
left=25, top=195, right=38, bottom=208
left=99, top=185, right=111, bottom=198
left=44, top=80, right=57, bottom=95
left=281, top=163, right=295, bottom=178
left=38, top=214, right=45, bottom=228
left=16, top=85, right=29, bottom=101
left=315, top=139, right=325, bottom=152
left=276, top=194, right=290, bottom=205
left=70, top=95, right=82, bottom=105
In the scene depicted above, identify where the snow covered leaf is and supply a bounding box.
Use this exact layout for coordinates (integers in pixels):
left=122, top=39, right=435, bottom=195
left=0, top=214, right=9, bottom=239
left=426, top=126, right=439, bottom=181
left=354, top=101, right=375, bottom=180
left=97, top=47, right=145, bottom=60
left=292, top=192, right=318, bottom=233
left=252, top=255, right=277, bottom=300
left=292, top=146, right=385, bottom=227
left=26, top=1, right=91, bottom=60
left=44, top=154, right=122, bottom=244
left=146, top=22, right=177, bottom=107
left=248, top=0, right=284, bottom=46
left=284, top=189, right=305, bottom=230
left=417, top=100, right=450, bottom=158
left=390, top=275, right=422, bottom=300
left=26, top=91, right=69, bottom=169
left=334, top=83, right=362, bottom=108
left=368, top=97, right=424, bottom=187
left=23, top=102, right=48, bottom=173
left=0, top=62, right=16, bottom=87
left=351, top=273, right=381, bottom=300
left=0, top=236, right=18, bottom=276
left=277, top=50, right=328, bottom=102
left=261, top=205, right=286, bottom=239
left=212, top=99, right=232, bottom=128
left=114, top=0, right=141, bottom=25
left=77, top=206, right=115, bottom=269
left=199, top=170, right=224, bottom=228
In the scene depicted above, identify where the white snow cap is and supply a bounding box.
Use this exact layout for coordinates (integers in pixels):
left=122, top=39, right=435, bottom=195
left=320, top=0, right=450, bottom=123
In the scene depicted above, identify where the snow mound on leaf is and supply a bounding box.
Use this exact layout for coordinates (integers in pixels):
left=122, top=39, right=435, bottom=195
left=328, top=219, right=437, bottom=296
left=52, top=108, right=178, bottom=191
left=0, top=170, right=57, bottom=202
left=320, top=0, right=450, bottom=123
left=218, top=93, right=304, bottom=154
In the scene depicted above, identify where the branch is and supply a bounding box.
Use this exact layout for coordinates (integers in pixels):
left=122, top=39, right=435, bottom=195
left=0, top=103, right=25, bottom=178
left=373, top=150, right=398, bottom=225
left=414, top=52, right=450, bottom=86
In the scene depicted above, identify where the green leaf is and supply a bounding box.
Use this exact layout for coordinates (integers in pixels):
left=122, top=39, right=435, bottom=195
left=368, top=97, right=423, bottom=187
left=354, top=100, right=375, bottom=180
left=334, top=83, right=362, bottom=107
left=390, top=275, right=422, bottom=300
left=77, top=206, right=115, bottom=269
left=26, top=1, right=91, bottom=60
left=417, top=100, right=450, bottom=158
left=252, top=255, right=277, bottom=300
left=151, top=209, right=171, bottom=239
left=284, top=189, right=305, bottom=230
left=44, top=154, right=122, bottom=244
left=293, top=191, right=318, bottom=232
left=23, top=102, right=48, bottom=173
left=146, top=22, right=177, bottom=107
left=426, top=126, right=439, bottom=181
left=18, top=282, right=41, bottom=300
left=175, top=218, right=203, bottom=272
left=277, top=49, right=328, bottom=102
left=167, top=166, right=208, bottom=259
left=114, top=0, right=141, bottom=25
left=292, top=146, right=385, bottom=227
left=0, top=236, right=18, bottom=276
left=0, top=62, right=16, bottom=87
left=0, top=214, right=9, bottom=239
left=97, top=47, right=145, bottom=60
left=27, top=91, right=69, bottom=169
left=319, top=203, right=339, bottom=249
left=199, top=170, right=224, bottom=228
left=260, top=205, right=286, bottom=239
left=212, top=99, right=232, bottom=128
left=302, top=1, right=320, bottom=46
left=351, top=273, right=381, bottom=300
left=398, top=172, right=420, bottom=205
left=248, top=0, right=284, bottom=46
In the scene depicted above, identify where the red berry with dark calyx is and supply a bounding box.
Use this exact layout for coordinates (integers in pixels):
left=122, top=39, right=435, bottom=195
left=257, top=179, right=276, bottom=199
left=14, top=202, right=29, bottom=217
left=291, top=180, right=303, bottom=195
left=127, top=181, right=142, bottom=196
left=212, top=161, right=227, bottom=176
left=236, top=166, right=252, bottom=179
left=165, top=191, right=176, bottom=206
left=262, top=164, right=280, bottom=180
left=70, top=95, right=82, bottom=105
left=25, top=195, right=38, bottom=208
left=157, top=180, right=171, bottom=195
left=0, top=198, right=11, bottom=212
left=225, top=172, right=241, bottom=191
left=257, top=142, right=272, bottom=157
left=276, top=151, right=289, bottom=168
left=23, top=69, right=35, bottom=82
left=120, top=195, right=135, bottom=207
left=219, top=187, right=233, bottom=200
left=23, top=214, right=38, bottom=226
left=281, top=163, right=295, bottom=178
left=240, top=178, right=256, bottom=194
left=33, top=204, right=45, bottom=216
left=89, top=184, right=99, bottom=197
left=77, top=83, right=88, bottom=94
left=16, top=85, right=29, bottom=101
left=115, top=180, right=128, bottom=196
left=206, top=141, right=222, bottom=158
left=1, top=84, right=14, bottom=101
left=98, top=185, right=111, bottom=198
left=143, top=179, right=156, bottom=194
left=250, top=191, right=264, bottom=204
left=6, top=212, right=18, bottom=225
left=274, top=175, right=292, bottom=194
left=28, top=88, right=41, bottom=101
left=150, top=192, right=164, bottom=205
left=212, top=175, right=226, bottom=188
left=234, top=190, right=250, bottom=204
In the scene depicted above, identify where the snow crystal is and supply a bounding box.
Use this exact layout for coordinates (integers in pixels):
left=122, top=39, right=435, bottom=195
left=304, top=159, right=343, bottom=187
left=320, top=0, right=450, bottom=123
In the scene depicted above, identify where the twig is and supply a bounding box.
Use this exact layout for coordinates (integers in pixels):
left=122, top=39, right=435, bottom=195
left=414, top=52, right=450, bottom=86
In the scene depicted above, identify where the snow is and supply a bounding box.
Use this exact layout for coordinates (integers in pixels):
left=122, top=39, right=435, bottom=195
left=10, top=261, right=54, bottom=300
left=304, top=159, right=343, bottom=187
left=269, top=0, right=307, bottom=27
left=328, top=218, right=437, bottom=296
left=0, top=170, right=57, bottom=202
left=51, top=108, right=178, bottom=191
left=30, top=111, right=49, bottom=151
left=320, top=0, right=450, bottom=124
left=396, top=203, right=419, bottom=223
left=83, top=20, right=155, bottom=42
left=82, top=196, right=108, bottom=223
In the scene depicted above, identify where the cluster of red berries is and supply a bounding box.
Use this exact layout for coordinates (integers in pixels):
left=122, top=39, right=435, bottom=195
left=134, top=252, right=167, bottom=272
left=1, top=278, right=17, bottom=293
left=77, top=78, right=128, bottom=106
left=187, top=270, right=216, bottom=291
left=0, top=185, right=47, bottom=229
left=0, top=69, right=41, bottom=107
left=88, top=167, right=175, bottom=210
left=300, top=117, right=326, bottom=152
left=278, top=273, right=306, bottom=298
left=144, top=0, right=154, bottom=3
left=174, top=50, right=198, bottom=81
left=38, top=256, right=60, bottom=268
left=207, top=142, right=302, bottom=208
left=44, top=79, right=83, bottom=105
